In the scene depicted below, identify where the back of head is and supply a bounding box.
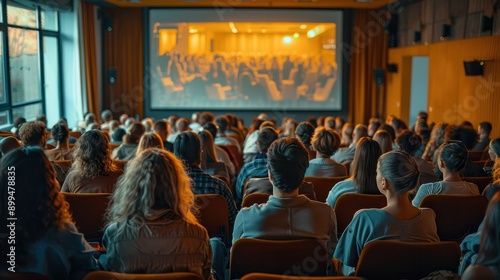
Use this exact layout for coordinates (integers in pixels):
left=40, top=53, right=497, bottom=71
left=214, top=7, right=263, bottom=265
left=335, top=116, right=345, bottom=131
left=198, top=130, right=217, bottom=164
left=199, top=112, right=215, bottom=126
left=153, top=120, right=168, bottom=134
left=395, top=130, right=422, bottom=155
left=101, top=109, right=113, bottom=123
left=108, top=148, right=197, bottom=228
left=378, top=124, right=396, bottom=141
left=479, top=121, right=493, bottom=136
left=373, top=130, right=393, bottom=154
left=351, top=137, right=382, bottom=194
left=438, top=140, right=468, bottom=173
left=418, top=128, right=431, bottom=143
left=203, top=122, right=218, bottom=138
left=215, top=115, right=229, bottom=132
left=445, top=125, right=479, bottom=150
left=175, top=118, right=190, bottom=132
left=378, top=151, right=420, bottom=194
left=174, top=131, right=201, bottom=166
left=124, top=117, right=136, bottom=129
left=267, top=138, right=309, bottom=193
left=125, top=123, right=146, bottom=144
left=137, top=132, right=164, bottom=155
left=0, top=136, right=22, bottom=156
left=119, top=114, right=129, bottom=124
left=259, top=121, right=276, bottom=131
left=295, top=121, right=315, bottom=147
left=353, top=124, right=368, bottom=143
left=51, top=123, right=69, bottom=143
left=257, top=127, right=279, bottom=153
left=142, top=118, right=154, bottom=132
left=0, top=147, right=71, bottom=264
left=85, top=113, right=96, bottom=125
left=311, top=127, right=341, bottom=157
left=111, top=128, right=127, bottom=143
left=36, top=114, right=47, bottom=124
left=73, top=130, right=114, bottom=179
left=324, top=116, right=335, bottom=130
left=109, top=120, right=120, bottom=131
left=18, top=121, right=47, bottom=146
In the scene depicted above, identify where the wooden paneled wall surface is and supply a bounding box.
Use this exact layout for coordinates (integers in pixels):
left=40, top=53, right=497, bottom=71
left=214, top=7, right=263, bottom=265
left=397, top=0, right=500, bottom=47
left=386, top=35, right=500, bottom=137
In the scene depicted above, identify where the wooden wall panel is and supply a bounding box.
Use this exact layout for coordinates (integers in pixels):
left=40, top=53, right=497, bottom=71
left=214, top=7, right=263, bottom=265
left=433, top=0, right=449, bottom=21
left=450, top=0, right=468, bottom=17
left=465, top=13, right=482, bottom=38
left=387, top=35, right=500, bottom=137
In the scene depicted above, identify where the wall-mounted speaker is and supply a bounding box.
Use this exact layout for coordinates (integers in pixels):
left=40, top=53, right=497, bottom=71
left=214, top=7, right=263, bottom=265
left=387, top=64, right=398, bottom=73
left=463, top=60, right=483, bottom=76
left=104, top=17, right=113, bottom=32
left=481, top=15, right=493, bottom=32
left=374, top=69, right=385, bottom=86
left=108, top=68, right=117, bottom=84
left=441, top=24, right=451, bottom=38
left=413, top=31, right=421, bottom=43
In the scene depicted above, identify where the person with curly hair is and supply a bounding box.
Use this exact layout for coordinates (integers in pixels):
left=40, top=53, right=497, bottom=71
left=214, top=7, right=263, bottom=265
left=422, top=122, right=448, bottom=162
left=45, top=123, right=74, bottom=161
left=61, top=130, right=123, bottom=193
left=98, top=148, right=215, bottom=279
left=0, top=147, right=96, bottom=278
left=305, top=127, right=347, bottom=177
left=482, top=138, right=500, bottom=201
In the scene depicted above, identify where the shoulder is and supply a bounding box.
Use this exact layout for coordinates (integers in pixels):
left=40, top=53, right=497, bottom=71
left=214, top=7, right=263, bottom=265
left=462, top=264, right=496, bottom=280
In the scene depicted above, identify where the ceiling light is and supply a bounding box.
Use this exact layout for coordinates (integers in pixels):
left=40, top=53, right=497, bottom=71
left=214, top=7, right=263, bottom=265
left=293, top=32, right=299, bottom=38
left=283, top=36, right=292, bottom=44
left=189, top=28, right=198, bottom=33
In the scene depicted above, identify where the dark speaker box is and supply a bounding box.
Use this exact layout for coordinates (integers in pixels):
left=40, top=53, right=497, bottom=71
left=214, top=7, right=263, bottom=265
left=387, top=64, right=398, bottom=73
left=481, top=15, right=493, bottom=32
left=463, top=61, right=483, bottom=76
left=108, top=68, right=117, bottom=84
left=374, top=69, right=384, bottom=86
left=413, top=31, right=421, bottom=42
left=442, top=24, right=451, bottom=38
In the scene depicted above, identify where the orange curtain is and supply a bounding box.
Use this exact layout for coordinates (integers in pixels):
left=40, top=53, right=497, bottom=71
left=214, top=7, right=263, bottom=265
left=348, top=9, right=388, bottom=125
left=81, top=1, right=99, bottom=119
left=104, top=8, right=144, bottom=118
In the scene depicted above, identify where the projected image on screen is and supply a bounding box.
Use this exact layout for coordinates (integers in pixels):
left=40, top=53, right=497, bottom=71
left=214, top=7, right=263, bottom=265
left=148, top=10, right=342, bottom=111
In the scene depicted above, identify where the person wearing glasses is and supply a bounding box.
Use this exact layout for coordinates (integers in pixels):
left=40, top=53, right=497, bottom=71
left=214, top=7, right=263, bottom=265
left=412, top=140, right=480, bottom=207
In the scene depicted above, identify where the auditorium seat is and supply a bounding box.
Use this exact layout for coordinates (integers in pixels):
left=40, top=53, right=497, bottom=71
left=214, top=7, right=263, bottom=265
left=334, top=193, right=386, bottom=237
left=205, top=83, right=233, bottom=100
left=69, top=131, right=82, bottom=139
left=0, top=273, right=51, bottom=280
left=230, top=238, right=328, bottom=279
left=313, top=78, right=335, bottom=102
left=83, top=271, right=203, bottom=280
left=61, top=192, right=111, bottom=242
left=257, top=74, right=282, bottom=101
left=419, top=194, right=487, bottom=243
left=462, top=176, right=492, bottom=194
left=304, top=176, right=349, bottom=202
left=194, top=194, right=230, bottom=246
left=241, top=273, right=363, bottom=280
left=354, top=240, right=461, bottom=280
left=241, top=192, right=270, bottom=208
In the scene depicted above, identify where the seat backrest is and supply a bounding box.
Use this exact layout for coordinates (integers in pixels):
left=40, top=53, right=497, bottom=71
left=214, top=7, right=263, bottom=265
left=194, top=194, right=229, bottom=245
left=243, top=177, right=317, bottom=201
left=218, top=144, right=243, bottom=172
left=0, top=273, right=51, bottom=280
left=304, top=176, right=349, bottom=202
left=83, top=271, right=203, bottom=280
left=204, top=162, right=230, bottom=180
left=54, top=160, right=73, bottom=173
left=112, top=160, right=128, bottom=171
left=230, top=238, right=328, bottom=279
left=355, top=240, right=461, bottom=279
left=462, top=176, right=492, bottom=194
left=468, top=150, right=484, bottom=161
left=69, top=131, right=82, bottom=139
left=241, top=273, right=363, bottom=280
left=61, top=193, right=111, bottom=241
left=334, top=193, right=387, bottom=235
left=241, top=192, right=271, bottom=208
left=419, top=194, right=488, bottom=242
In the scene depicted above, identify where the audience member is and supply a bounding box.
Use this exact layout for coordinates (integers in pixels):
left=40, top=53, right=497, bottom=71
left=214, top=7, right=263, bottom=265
left=422, top=122, right=448, bottom=161
left=334, top=151, right=439, bottom=276
left=474, top=121, right=492, bottom=151
left=174, top=131, right=237, bottom=228
left=112, top=123, right=146, bottom=160
left=412, top=140, right=480, bottom=207
left=100, top=109, right=113, bottom=130
left=167, top=118, right=190, bottom=143
left=98, top=149, right=215, bottom=279
left=135, top=132, right=164, bottom=156
left=214, top=115, right=241, bottom=151
left=340, top=123, right=354, bottom=147
left=295, top=121, right=316, bottom=159
left=45, top=123, right=74, bottom=161
left=0, top=147, right=96, bottom=278
left=203, top=122, right=236, bottom=177
left=483, top=138, right=500, bottom=200
left=153, top=120, right=174, bottom=152
left=62, top=130, right=123, bottom=193
left=233, top=137, right=338, bottom=257
left=141, top=117, right=154, bottom=133
left=332, top=124, right=368, bottom=164
left=305, top=127, right=346, bottom=177
left=373, top=130, right=393, bottom=154
left=326, top=137, right=382, bottom=207
left=0, top=136, right=21, bottom=156
left=199, top=130, right=231, bottom=179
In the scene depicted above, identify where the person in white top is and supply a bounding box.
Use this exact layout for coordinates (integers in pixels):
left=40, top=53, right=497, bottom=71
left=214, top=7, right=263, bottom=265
left=412, top=140, right=479, bottom=207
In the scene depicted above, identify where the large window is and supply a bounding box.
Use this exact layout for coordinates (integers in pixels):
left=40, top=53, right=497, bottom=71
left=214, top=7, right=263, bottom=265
left=0, top=0, right=61, bottom=128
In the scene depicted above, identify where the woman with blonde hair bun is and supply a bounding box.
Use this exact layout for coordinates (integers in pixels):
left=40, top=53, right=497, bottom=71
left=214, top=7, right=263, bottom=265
left=99, top=148, right=214, bottom=279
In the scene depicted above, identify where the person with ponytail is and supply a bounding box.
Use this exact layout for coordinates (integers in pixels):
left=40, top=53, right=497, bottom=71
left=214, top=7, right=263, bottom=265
left=412, top=140, right=480, bottom=207
left=334, top=151, right=439, bottom=276
left=295, top=121, right=315, bottom=160
left=98, top=148, right=214, bottom=279
left=45, top=123, right=74, bottom=161
left=482, top=138, right=500, bottom=200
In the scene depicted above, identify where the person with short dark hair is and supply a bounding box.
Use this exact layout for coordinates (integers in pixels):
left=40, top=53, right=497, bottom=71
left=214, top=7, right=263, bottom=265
left=100, top=109, right=113, bottom=130
left=214, top=115, right=241, bottom=152
left=0, top=136, right=22, bottom=156
left=474, top=121, right=493, bottom=152
left=235, top=127, right=278, bottom=203
left=412, top=140, right=480, bottom=206
left=173, top=131, right=237, bottom=228
left=233, top=137, right=338, bottom=257
left=153, top=120, right=173, bottom=152
left=18, top=121, right=48, bottom=147
left=305, top=127, right=346, bottom=177
left=45, top=123, right=73, bottom=161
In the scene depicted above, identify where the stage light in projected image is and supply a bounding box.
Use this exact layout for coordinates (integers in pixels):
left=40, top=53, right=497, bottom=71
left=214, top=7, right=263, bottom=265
left=307, top=30, right=315, bottom=38
left=293, top=32, right=299, bottom=38
left=283, top=36, right=292, bottom=44
left=189, top=28, right=197, bottom=33
left=300, top=24, right=307, bottom=29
